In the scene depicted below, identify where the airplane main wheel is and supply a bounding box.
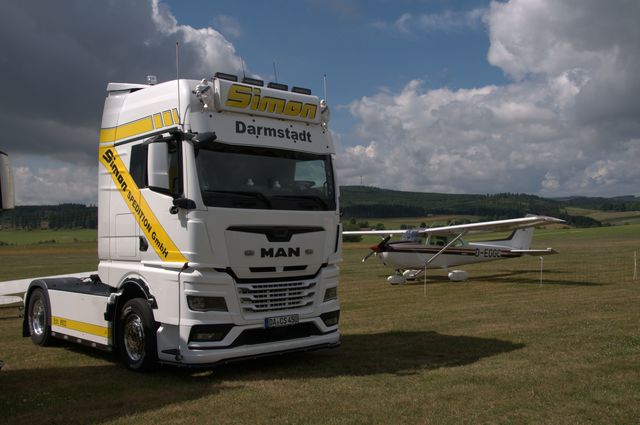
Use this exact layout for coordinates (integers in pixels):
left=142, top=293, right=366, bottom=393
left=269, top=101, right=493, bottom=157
left=27, top=288, right=53, bottom=346
left=387, top=275, right=406, bottom=285
left=118, top=298, right=157, bottom=371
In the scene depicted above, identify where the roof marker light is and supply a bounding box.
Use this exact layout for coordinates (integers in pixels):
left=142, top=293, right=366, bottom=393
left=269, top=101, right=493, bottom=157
left=292, top=86, right=312, bottom=95
left=214, top=72, right=238, bottom=82
left=267, top=82, right=288, bottom=91
left=242, top=77, right=264, bottom=87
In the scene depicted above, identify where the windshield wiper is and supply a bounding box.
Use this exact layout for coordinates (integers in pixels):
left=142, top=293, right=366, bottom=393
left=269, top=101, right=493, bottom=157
left=204, top=190, right=272, bottom=208
left=273, top=195, right=330, bottom=210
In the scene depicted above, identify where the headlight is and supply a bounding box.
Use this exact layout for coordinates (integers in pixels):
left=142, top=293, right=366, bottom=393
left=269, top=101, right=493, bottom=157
left=187, top=296, right=228, bottom=312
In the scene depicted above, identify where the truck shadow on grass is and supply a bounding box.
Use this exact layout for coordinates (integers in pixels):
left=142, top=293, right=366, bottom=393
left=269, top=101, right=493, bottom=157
left=1, top=331, right=523, bottom=424
left=215, top=331, right=525, bottom=379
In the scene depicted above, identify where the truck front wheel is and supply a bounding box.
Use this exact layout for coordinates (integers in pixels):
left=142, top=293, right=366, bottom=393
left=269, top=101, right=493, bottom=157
left=27, top=288, right=53, bottom=346
left=118, top=298, right=157, bottom=371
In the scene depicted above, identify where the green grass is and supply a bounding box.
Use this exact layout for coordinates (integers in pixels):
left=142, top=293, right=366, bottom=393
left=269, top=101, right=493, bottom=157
left=0, top=246, right=97, bottom=283
left=1, top=226, right=639, bottom=424
left=564, top=207, right=640, bottom=225
left=0, top=229, right=97, bottom=246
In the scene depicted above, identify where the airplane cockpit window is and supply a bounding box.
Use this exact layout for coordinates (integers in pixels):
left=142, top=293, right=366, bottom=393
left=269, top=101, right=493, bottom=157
left=432, top=235, right=448, bottom=246
left=401, top=230, right=421, bottom=242
left=427, top=235, right=465, bottom=247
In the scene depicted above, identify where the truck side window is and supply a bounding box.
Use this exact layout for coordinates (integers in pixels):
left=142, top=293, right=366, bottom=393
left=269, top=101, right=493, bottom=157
left=130, top=143, right=148, bottom=189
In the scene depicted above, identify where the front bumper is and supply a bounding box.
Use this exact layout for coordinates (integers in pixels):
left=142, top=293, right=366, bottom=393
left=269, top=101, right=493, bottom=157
left=156, top=265, right=340, bottom=366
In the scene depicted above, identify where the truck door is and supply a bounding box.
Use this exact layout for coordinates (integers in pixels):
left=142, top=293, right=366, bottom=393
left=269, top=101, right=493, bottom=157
left=137, top=139, right=188, bottom=327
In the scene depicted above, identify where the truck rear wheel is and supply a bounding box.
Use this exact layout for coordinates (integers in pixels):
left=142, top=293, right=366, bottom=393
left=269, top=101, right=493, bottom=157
left=118, top=298, right=157, bottom=371
left=27, top=288, right=53, bottom=346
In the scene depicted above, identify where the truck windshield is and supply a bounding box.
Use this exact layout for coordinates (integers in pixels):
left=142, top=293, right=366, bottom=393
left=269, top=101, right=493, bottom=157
left=195, top=143, right=336, bottom=211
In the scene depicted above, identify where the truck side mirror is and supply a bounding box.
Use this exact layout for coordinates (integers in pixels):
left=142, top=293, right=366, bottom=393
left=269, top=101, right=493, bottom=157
left=0, top=151, right=15, bottom=210
left=147, top=142, right=170, bottom=191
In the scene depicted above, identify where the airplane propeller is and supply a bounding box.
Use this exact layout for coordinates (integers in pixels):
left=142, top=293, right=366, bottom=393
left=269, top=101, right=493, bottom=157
left=362, top=235, right=391, bottom=262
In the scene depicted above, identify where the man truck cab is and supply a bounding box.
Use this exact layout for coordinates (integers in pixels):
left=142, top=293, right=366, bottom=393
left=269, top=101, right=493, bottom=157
left=23, top=74, right=342, bottom=370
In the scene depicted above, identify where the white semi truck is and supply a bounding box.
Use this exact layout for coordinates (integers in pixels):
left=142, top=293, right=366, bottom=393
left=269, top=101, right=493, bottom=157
left=21, top=73, right=342, bottom=370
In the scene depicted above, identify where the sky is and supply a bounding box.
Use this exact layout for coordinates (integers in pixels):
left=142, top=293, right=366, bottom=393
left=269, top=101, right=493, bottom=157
left=1, top=0, right=639, bottom=205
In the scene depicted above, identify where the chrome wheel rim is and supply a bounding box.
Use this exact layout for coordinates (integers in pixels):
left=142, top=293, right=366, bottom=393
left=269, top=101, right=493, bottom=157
left=124, top=314, right=145, bottom=362
left=30, top=297, right=45, bottom=336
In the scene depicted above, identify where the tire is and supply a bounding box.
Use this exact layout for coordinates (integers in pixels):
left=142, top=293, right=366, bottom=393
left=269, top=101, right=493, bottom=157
left=118, top=298, right=158, bottom=371
left=27, top=288, right=53, bottom=346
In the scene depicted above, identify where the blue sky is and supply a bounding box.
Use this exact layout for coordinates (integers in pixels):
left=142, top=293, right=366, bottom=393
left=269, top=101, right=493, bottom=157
left=164, top=0, right=505, bottom=90
left=164, top=0, right=507, bottom=134
left=1, top=0, right=639, bottom=204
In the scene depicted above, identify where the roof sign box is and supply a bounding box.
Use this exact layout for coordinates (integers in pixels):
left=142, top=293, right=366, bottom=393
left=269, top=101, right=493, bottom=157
left=214, top=78, right=321, bottom=124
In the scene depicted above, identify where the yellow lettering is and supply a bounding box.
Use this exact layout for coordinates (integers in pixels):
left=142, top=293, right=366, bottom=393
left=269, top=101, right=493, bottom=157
left=259, top=97, right=286, bottom=114
left=225, top=84, right=252, bottom=108
left=300, top=103, right=317, bottom=119
left=250, top=88, right=261, bottom=110
left=284, top=101, right=302, bottom=117
left=224, top=83, right=318, bottom=120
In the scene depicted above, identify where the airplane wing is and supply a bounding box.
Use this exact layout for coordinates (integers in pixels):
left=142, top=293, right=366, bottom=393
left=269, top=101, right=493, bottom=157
left=342, top=215, right=565, bottom=236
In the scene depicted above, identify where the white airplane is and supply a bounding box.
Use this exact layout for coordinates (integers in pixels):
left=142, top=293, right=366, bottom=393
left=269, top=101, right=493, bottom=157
left=343, top=215, right=564, bottom=284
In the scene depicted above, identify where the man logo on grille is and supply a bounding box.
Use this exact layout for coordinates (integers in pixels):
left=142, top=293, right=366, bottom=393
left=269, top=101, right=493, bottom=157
left=261, top=247, right=301, bottom=258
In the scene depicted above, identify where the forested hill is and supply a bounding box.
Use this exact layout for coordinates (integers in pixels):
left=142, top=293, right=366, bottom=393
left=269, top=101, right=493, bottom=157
left=1, top=188, right=639, bottom=230
left=556, top=195, right=640, bottom=211
left=340, top=186, right=563, bottom=218
left=339, top=186, right=635, bottom=227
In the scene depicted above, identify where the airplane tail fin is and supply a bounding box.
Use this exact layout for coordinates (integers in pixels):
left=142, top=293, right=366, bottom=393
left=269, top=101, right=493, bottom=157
left=484, top=227, right=559, bottom=255
left=506, top=227, right=534, bottom=250
left=486, top=227, right=534, bottom=250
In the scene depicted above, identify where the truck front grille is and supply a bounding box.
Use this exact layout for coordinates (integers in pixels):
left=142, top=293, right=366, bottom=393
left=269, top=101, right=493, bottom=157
left=237, top=281, right=316, bottom=313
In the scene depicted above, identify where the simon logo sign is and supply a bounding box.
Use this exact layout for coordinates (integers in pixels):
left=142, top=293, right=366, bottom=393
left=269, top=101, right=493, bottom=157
left=222, top=83, right=318, bottom=122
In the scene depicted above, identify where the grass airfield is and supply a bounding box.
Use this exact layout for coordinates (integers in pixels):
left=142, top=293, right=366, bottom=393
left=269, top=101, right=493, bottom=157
left=1, top=225, right=639, bottom=424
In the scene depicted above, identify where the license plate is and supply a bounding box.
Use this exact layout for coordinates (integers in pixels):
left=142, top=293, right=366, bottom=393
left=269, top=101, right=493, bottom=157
left=265, top=314, right=299, bottom=329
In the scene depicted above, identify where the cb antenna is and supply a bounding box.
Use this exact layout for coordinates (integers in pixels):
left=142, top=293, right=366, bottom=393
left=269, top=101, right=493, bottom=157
left=323, top=74, right=328, bottom=102
left=241, top=57, right=246, bottom=80
left=273, top=61, right=279, bottom=83
left=176, top=41, right=182, bottom=128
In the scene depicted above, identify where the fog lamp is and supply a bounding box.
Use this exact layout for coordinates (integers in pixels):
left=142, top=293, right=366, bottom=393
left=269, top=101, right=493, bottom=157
left=321, top=310, right=340, bottom=327
left=189, top=324, right=233, bottom=342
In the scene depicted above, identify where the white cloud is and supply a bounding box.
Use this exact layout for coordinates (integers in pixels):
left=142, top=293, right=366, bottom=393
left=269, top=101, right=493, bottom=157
left=13, top=162, right=97, bottom=205
left=372, top=8, right=487, bottom=34
left=150, top=1, right=243, bottom=76
left=213, top=15, right=243, bottom=39
left=0, top=0, right=244, bottom=204
left=337, top=0, right=640, bottom=197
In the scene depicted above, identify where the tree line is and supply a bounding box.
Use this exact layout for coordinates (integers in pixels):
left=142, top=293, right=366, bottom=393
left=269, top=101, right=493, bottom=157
left=340, top=186, right=604, bottom=228
left=0, top=204, right=97, bottom=230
